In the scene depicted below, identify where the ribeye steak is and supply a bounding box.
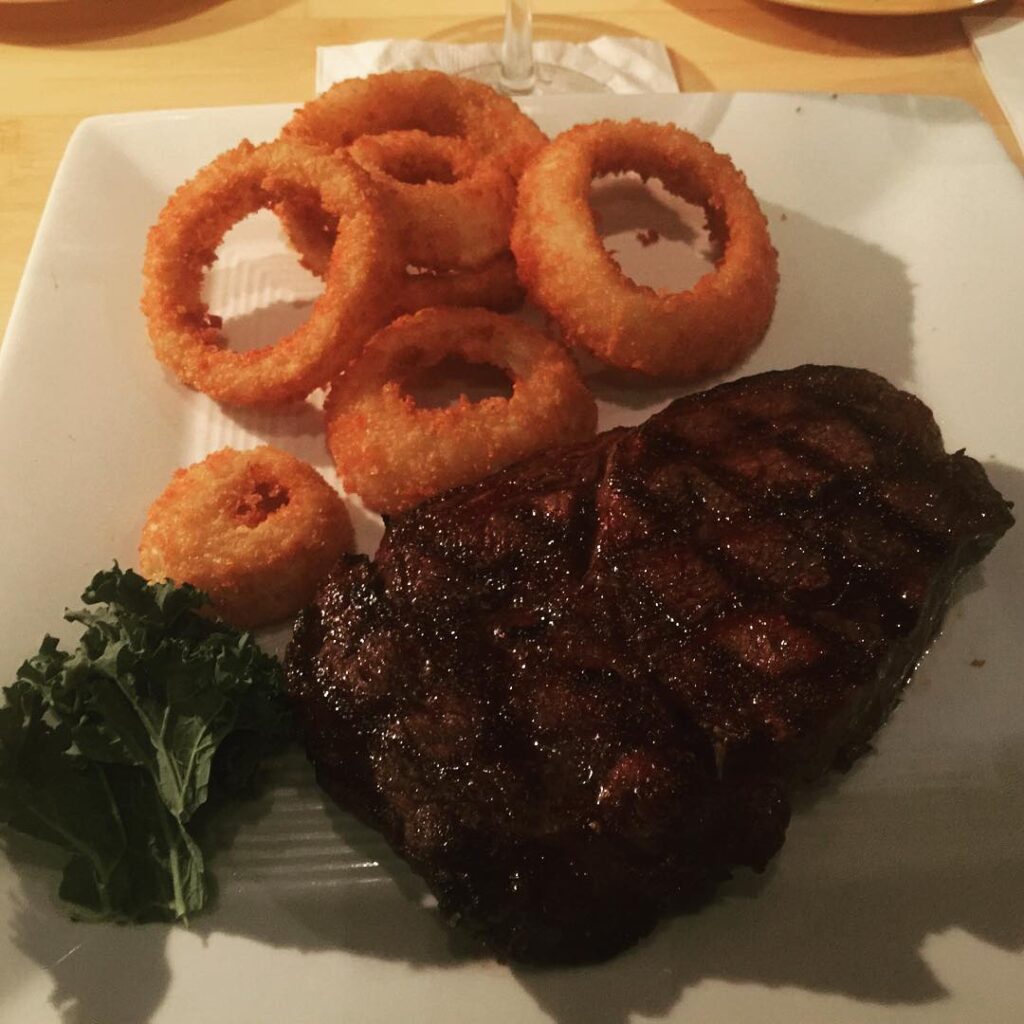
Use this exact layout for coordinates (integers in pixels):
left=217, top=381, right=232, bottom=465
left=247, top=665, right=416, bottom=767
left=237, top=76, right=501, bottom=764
left=285, top=365, right=1013, bottom=963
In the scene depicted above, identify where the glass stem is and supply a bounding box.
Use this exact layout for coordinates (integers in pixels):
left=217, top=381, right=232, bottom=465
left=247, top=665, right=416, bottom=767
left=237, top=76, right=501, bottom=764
left=500, top=0, right=536, bottom=95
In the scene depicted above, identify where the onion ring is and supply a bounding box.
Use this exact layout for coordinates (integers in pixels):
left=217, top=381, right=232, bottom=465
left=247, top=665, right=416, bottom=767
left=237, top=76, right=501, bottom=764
left=399, top=255, right=524, bottom=315
left=277, top=131, right=515, bottom=273
left=324, top=308, right=597, bottom=513
left=345, top=130, right=516, bottom=271
left=511, top=119, right=779, bottom=380
left=282, top=70, right=547, bottom=181
left=139, top=446, right=353, bottom=628
left=141, top=139, right=402, bottom=406
left=276, top=195, right=523, bottom=313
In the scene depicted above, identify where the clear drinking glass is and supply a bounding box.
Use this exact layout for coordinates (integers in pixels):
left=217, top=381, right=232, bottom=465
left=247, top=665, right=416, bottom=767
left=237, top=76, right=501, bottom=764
left=461, top=0, right=607, bottom=95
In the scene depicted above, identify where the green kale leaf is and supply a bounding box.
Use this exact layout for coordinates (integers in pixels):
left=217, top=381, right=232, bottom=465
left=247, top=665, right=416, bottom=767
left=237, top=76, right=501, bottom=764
left=0, top=565, right=291, bottom=923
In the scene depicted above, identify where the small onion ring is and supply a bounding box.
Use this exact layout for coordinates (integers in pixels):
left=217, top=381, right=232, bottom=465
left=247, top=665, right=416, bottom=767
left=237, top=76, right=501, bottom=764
left=324, top=308, right=597, bottom=514
left=345, top=130, right=516, bottom=271
left=141, top=138, right=402, bottom=406
left=282, top=70, right=547, bottom=181
left=139, top=446, right=353, bottom=629
left=511, top=119, right=779, bottom=380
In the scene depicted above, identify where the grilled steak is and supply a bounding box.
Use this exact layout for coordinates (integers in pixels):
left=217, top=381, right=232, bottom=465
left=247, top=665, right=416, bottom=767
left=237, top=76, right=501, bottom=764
left=285, top=365, right=1013, bottom=963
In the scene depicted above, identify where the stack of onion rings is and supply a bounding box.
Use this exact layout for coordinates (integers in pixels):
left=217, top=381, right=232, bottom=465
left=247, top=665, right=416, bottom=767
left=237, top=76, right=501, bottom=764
left=511, top=118, right=779, bottom=380
left=277, top=70, right=545, bottom=314
left=139, top=446, right=354, bottom=628
left=141, top=138, right=402, bottom=406
left=277, top=130, right=517, bottom=276
left=324, top=308, right=598, bottom=514
left=282, top=70, right=546, bottom=181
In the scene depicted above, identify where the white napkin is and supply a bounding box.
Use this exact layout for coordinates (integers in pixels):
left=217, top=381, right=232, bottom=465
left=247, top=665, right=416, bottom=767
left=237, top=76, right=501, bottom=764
left=316, top=37, right=679, bottom=95
left=962, top=13, right=1024, bottom=148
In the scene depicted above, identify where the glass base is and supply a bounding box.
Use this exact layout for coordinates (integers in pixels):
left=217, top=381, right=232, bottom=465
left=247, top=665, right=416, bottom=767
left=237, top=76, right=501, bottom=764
left=459, top=61, right=609, bottom=96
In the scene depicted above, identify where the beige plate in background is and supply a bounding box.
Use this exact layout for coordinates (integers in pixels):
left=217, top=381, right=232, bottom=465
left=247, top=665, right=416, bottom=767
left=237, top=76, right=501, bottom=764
left=764, top=0, right=997, bottom=15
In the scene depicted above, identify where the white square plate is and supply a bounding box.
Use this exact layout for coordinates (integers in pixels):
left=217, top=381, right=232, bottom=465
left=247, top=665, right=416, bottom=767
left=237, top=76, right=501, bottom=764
left=1, top=92, right=1022, bottom=1024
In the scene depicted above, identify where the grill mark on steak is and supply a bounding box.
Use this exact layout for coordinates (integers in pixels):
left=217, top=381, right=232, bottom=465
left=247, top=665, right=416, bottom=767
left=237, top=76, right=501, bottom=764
left=642, top=397, right=955, bottom=659
left=597, top=432, right=915, bottom=711
left=286, top=365, right=1013, bottom=964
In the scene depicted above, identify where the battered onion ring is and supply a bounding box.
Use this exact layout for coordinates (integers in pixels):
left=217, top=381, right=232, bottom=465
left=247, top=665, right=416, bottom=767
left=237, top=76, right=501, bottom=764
left=141, top=139, right=402, bottom=406
left=347, top=130, right=516, bottom=270
left=324, top=308, right=597, bottom=513
left=139, top=446, right=353, bottom=628
left=276, top=195, right=523, bottom=313
left=511, top=119, right=779, bottom=380
left=282, top=70, right=547, bottom=181
left=399, top=255, right=524, bottom=315
left=277, top=132, right=515, bottom=273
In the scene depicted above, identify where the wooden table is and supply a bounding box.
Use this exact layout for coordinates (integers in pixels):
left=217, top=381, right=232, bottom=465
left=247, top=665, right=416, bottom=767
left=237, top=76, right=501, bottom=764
left=1, top=0, right=1020, bottom=338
